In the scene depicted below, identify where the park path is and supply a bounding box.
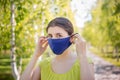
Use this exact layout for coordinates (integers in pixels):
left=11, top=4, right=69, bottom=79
left=87, top=50, right=120, bottom=80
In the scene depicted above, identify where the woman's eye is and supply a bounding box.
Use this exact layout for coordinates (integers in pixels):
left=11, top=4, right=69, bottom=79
left=47, top=35, right=52, bottom=38
left=57, top=34, right=62, bottom=38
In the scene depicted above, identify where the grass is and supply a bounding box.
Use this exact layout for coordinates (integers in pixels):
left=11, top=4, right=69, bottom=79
left=0, top=57, right=30, bottom=80
left=0, top=51, right=32, bottom=80
left=0, top=73, right=14, bottom=80
left=90, top=47, right=120, bottom=67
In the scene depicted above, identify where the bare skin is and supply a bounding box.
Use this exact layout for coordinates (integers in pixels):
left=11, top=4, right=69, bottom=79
left=20, top=26, right=94, bottom=80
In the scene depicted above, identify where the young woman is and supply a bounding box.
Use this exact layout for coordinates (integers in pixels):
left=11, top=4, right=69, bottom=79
left=20, top=17, right=94, bottom=80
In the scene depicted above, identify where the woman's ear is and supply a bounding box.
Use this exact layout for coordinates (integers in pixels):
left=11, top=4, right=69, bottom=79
left=70, top=33, right=78, bottom=44
left=70, top=35, right=75, bottom=44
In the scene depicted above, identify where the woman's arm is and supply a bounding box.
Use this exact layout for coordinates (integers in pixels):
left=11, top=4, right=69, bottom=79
left=20, top=55, right=39, bottom=80
left=20, top=37, right=48, bottom=80
left=89, top=63, right=94, bottom=78
left=79, top=55, right=94, bottom=80
left=32, top=66, right=41, bottom=80
left=74, top=34, right=94, bottom=80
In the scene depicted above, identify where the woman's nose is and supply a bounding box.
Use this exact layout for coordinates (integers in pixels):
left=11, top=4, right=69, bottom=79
left=52, top=36, right=57, bottom=39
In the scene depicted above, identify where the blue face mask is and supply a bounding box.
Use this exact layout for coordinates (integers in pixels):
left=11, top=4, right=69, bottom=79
left=48, top=37, right=72, bottom=55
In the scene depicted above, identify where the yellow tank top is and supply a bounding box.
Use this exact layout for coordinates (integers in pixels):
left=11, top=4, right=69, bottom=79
left=39, top=57, right=80, bottom=80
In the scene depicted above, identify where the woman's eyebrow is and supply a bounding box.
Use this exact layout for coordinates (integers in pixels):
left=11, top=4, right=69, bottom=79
left=47, top=32, right=62, bottom=36
left=56, top=33, right=62, bottom=35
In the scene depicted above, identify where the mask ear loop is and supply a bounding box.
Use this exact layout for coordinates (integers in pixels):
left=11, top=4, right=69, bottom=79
left=70, top=33, right=78, bottom=44
left=70, top=33, right=79, bottom=37
left=45, top=35, right=51, bottom=40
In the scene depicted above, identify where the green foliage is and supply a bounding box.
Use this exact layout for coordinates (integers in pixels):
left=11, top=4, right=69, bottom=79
left=0, top=0, right=75, bottom=57
left=82, top=0, right=120, bottom=65
left=83, top=0, right=120, bottom=49
left=0, top=0, right=75, bottom=79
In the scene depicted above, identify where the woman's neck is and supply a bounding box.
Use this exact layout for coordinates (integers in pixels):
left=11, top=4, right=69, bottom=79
left=55, top=49, right=76, bottom=61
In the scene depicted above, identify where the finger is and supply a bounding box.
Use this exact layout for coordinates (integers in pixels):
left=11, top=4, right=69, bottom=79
left=70, top=33, right=80, bottom=41
left=44, top=41, right=48, bottom=48
left=42, top=40, right=48, bottom=48
left=39, top=36, right=46, bottom=39
left=74, top=38, right=79, bottom=45
left=74, top=34, right=82, bottom=40
left=40, top=39, right=48, bottom=46
left=70, top=33, right=78, bottom=43
left=38, top=36, right=47, bottom=40
left=38, top=36, right=47, bottom=43
left=41, top=38, right=47, bottom=43
left=70, top=33, right=79, bottom=37
left=74, top=34, right=86, bottom=42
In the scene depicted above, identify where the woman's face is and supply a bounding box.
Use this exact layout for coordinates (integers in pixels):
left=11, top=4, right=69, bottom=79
left=47, top=26, right=69, bottom=39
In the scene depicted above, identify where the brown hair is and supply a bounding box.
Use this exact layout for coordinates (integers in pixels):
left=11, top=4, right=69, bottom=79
left=46, top=17, right=74, bottom=35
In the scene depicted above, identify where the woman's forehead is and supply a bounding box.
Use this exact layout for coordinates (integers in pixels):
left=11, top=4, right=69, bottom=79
left=47, top=26, right=67, bottom=34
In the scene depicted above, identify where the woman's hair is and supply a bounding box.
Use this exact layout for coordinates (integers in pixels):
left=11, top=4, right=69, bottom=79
left=46, top=17, right=74, bottom=35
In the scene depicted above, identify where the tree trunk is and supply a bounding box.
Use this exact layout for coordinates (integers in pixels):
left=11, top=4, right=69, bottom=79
left=18, top=57, right=22, bottom=74
left=10, top=0, right=20, bottom=80
left=116, top=46, right=119, bottom=62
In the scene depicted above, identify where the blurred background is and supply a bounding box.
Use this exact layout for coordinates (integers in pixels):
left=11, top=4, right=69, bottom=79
left=0, top=0, right=120, bottom=80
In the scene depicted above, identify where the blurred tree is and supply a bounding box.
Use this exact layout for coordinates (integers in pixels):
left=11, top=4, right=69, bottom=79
left=82, top=0, right=120, bottom=61
left=10, top=0, right=20, bottom=80
left=0, top=0, right=75, bottom=79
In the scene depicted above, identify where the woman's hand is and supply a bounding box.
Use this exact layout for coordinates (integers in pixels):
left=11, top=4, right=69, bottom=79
left=20, top=36, right=48, bottom=80
left=71, top=34, right=94, bottom=80
left=34, top=36, right=48, bottom=58
left=71, top=33, right=86, bottom=57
